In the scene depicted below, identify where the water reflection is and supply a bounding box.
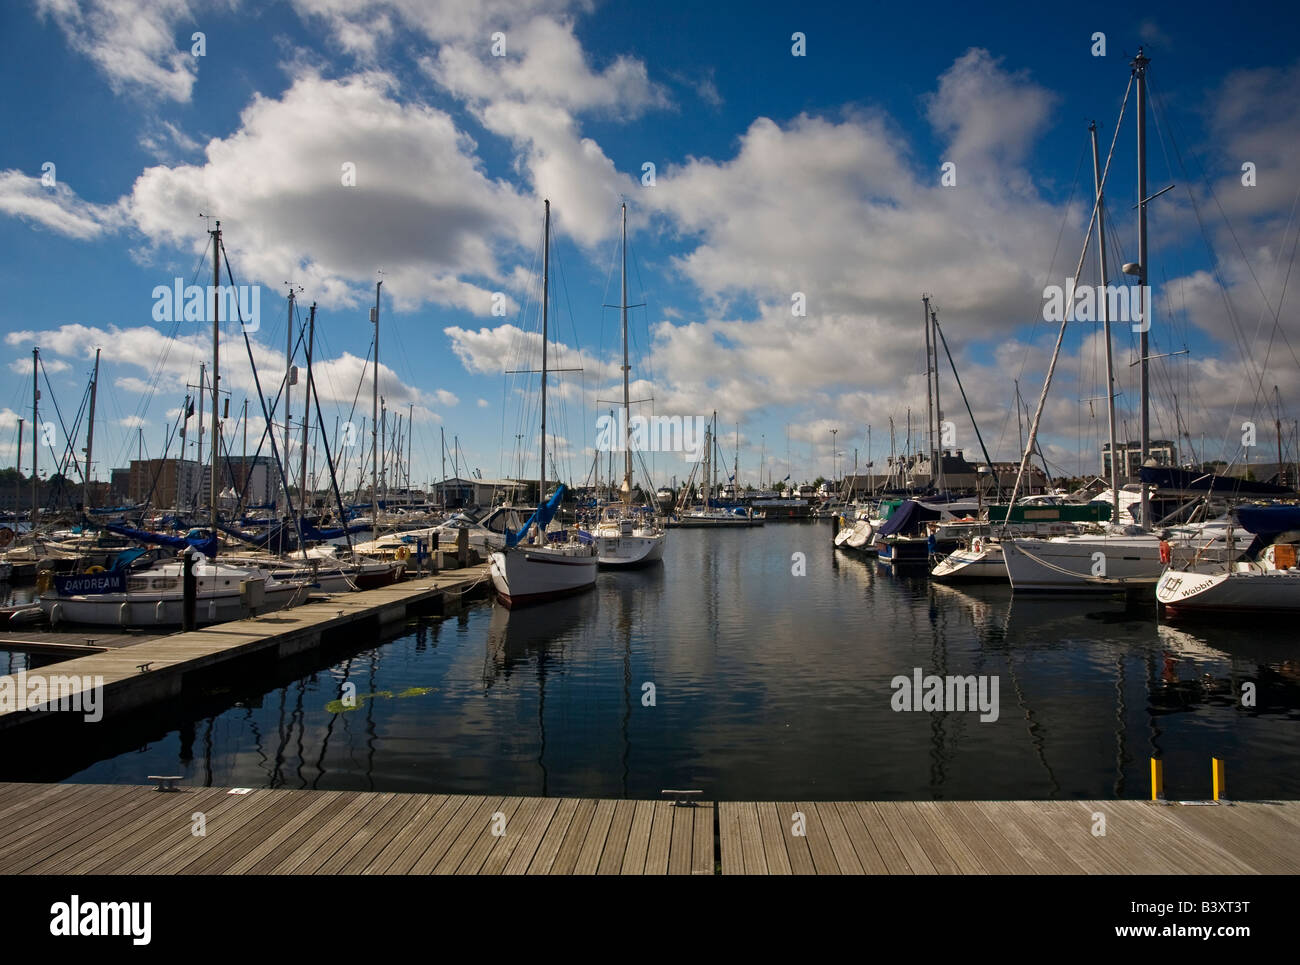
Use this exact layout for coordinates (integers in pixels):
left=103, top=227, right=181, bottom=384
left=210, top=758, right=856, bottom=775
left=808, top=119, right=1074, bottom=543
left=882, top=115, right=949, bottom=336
left=2, top=523, right=1294, bottom=801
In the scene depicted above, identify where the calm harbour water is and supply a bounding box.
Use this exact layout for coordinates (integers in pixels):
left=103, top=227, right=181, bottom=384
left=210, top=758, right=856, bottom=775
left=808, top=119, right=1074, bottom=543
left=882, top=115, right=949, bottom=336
left=8, top=521, right=1299, bottom=800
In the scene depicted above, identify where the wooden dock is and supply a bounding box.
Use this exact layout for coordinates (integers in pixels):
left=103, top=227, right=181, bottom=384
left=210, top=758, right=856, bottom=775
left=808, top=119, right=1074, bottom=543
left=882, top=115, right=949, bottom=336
left=0, top=567, right=490, bottom=733
left=0, top=782, right=1295, bottom=874
left=0, top=783, right=713, bottom=875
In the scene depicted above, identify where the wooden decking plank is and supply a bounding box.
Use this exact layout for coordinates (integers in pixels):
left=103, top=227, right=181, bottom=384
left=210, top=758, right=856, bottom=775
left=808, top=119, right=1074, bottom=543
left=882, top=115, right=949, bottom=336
left=619, top=799, right=655, bottom=875
left=404, top=794, right=484, bottom=875
left=431, top=796, right=505, bottom=874
left=292, top=792, right=398, bottom=875
left=752, top=802, right=794, bottom=875
left=828, top=801, right=887, bottom=874
left=1077, top=801, right=1227, bottom=875
left=549, top=798, right=598, bottom=875
left=597, top=800, right=637, bottom=875
left=796, top=802, right=844, bottom=874
left=668, top=803, right=695, bottom=875
left=872, top=801, right=938, bottom=874
left=0, top=783, right=135, bottom=861
left=942, top=802, right=1035, bottom=875
left=1006, top=801, right=1113, bottom=875
left=848, top=802, right=912, bottom=874
left=139, top=790, right=285, bottom=874
left=718, top=803, right=743, bottom=875
left=736, top=801, right=768, bottom=875
left=338, top=792, right=432, bottom=874
left=913, top=801, right=986, bottom=874
left=224, top=791, right=344, bottom=875
left=973, top=800, right=1070, bottom=874
left=186, top=789, right=320, bottom=874
left=521, top=797, right=579, bottom=876
left=10, top=786, right=195, bottom=872
left=816, top=800, right=866, bottom=874
left=268, top=791, right=387, bottom=874
left=0, top=784, right=145, bottom=869
left=377, top=794, right=468, bottom=875
left=574, top=798, right=618, bottom=875
left=1155, top=803, right=1290, bottom=874
left=643, top=801, right=674, bottom=874
left=480, top=797, right=547, bottom=876
left=692, top=803, right=714, bottom=876
left=457, top=797, right=528, bottom=875
left=246, top=792, right=356, bottom=874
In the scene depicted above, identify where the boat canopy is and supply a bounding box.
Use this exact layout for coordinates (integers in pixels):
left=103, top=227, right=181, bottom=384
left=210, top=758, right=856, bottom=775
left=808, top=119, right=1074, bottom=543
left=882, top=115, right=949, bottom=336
left=1236, top=504, right=1300, bottom=538
left=876, top=500, right=941, bottom=538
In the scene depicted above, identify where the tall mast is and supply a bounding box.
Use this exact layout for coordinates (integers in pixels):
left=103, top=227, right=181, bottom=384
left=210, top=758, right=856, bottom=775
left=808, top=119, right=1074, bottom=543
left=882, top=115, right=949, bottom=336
left=370, top=279, right=382, bottom=528
left=284, top=286, right=295, bottom=513
left=407, top=402, right=414, bottom=495
left=83, top=348, right=100, bottom=514
left=196, top=363, right=205, bottom=511
left=440, top=426, right=446, bottom=508
left=241, top=398, right=248, bottom=514
left=301, top=303, right=315, bottom=514
left=210, top=222, right=220, bottom=545
left=930, top=305, right=945, bottom=492
left=1134, top=47, right=1151, bottom=525
left=620, top=202, right=632, bottom=506
left=1091, top=120, right=1121, bottom=523
left=922, top=295, right=935, bottom=483
left=540, top=199, right=550, bottom=507
left=30, top=348, right=38, bottom=530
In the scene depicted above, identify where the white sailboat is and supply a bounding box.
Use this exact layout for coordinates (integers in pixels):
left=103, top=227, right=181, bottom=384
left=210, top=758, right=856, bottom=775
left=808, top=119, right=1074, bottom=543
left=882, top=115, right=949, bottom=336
left=1158, top=542, right=1300, bottom=614
left=489, top=200, right=598, bottom=606
left=999, top=53, right=1238, bottom=591
left=594, top=203, right=666, bottom=568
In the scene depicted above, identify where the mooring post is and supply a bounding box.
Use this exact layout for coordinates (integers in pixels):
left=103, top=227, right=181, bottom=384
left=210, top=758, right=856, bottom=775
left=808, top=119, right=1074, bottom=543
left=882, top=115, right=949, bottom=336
left=430, top=532, right=439, bottom=574
left=181, top=548, right=197, bottom=631
left=457, top=527, right=468, bottom=568
left=1212, top=758, right=1226, bottom=802
left=1150, top=758, right=1164, bottom=802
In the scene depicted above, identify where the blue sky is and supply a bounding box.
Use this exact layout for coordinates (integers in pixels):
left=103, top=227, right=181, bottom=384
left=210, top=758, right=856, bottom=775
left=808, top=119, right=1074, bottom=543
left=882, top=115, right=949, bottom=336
left=2, top=0, right=1299, bottom=495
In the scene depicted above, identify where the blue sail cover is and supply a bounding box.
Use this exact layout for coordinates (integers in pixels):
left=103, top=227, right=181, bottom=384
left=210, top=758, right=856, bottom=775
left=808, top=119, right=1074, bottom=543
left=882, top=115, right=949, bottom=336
left=1140, top=466, right=1295, bottom=496
left=1236, top=504, right=1300, bottom=537
left=106, top=523, right=218, bottom=557
left=506, top=485, right=566, bottom=548
left=875, top=499, right=941, bottom=538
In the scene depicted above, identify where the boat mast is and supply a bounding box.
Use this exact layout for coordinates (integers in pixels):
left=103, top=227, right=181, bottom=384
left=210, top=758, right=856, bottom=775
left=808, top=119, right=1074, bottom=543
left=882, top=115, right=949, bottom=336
left=300, top=303, right=315, bottom=515
left=620, top=202, right=632, bottom=508
left=929, top=304, right=945, bottom=493
left=83, top=348, right=100, bottom=514
left=195, top=363, right=205, bottom=511
left=284, top=286, right=296, bottom=515
left=30, top=347, right=38, bottom=531
left=1134, top=48, right=1151, bottom=526
left=440, top=426, right=446, bottom=509
left=370, top=279, right=382, bottom=529
left=210, top=222, right=220, bottom=548
left=1091, top=120, right=1121, bottom=524
left=540, top=199, right=550, bottom=510
left=922, top=295, right=934, bottom=485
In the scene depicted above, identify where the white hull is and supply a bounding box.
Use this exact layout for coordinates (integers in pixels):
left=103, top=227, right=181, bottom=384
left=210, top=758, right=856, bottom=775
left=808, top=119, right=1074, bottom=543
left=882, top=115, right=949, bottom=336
left=595, top=532, right=665, bottom=567
left=42, top=581, right=306, bottom=627
left=489, top=545, right=598, bottom=606
left=931, top=543, right=1005, bottom=581
left=1158, top=565, right=1300, bottom=613
left=1003, top=525, right=1249, bottom=592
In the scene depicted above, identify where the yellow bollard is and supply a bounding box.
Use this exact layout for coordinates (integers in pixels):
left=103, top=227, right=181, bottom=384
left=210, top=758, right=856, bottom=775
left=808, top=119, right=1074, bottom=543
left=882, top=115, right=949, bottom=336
left=1212, top=758, right=1226, bottom=802
left=1150, top=758, right=1164, bottom=801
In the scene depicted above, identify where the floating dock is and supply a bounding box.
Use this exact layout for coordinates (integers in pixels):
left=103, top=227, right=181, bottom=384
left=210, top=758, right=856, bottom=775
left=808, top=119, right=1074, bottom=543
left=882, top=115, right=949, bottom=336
left=0, top=566, right=490, bottom=734
left=0, top=783, right=1295, bottom=874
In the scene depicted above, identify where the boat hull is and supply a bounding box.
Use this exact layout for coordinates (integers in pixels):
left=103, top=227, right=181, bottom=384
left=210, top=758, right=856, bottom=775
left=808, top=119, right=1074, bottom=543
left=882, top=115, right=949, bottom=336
left=1157, top=567, right=1300, bottom=613
left=931, top=544, right=1006, bottom=581
left=595, top=533, right=665, bottom=567
left=489, top=546, right=598, bottom=607
left=41, top=582, right=305, bottom=628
